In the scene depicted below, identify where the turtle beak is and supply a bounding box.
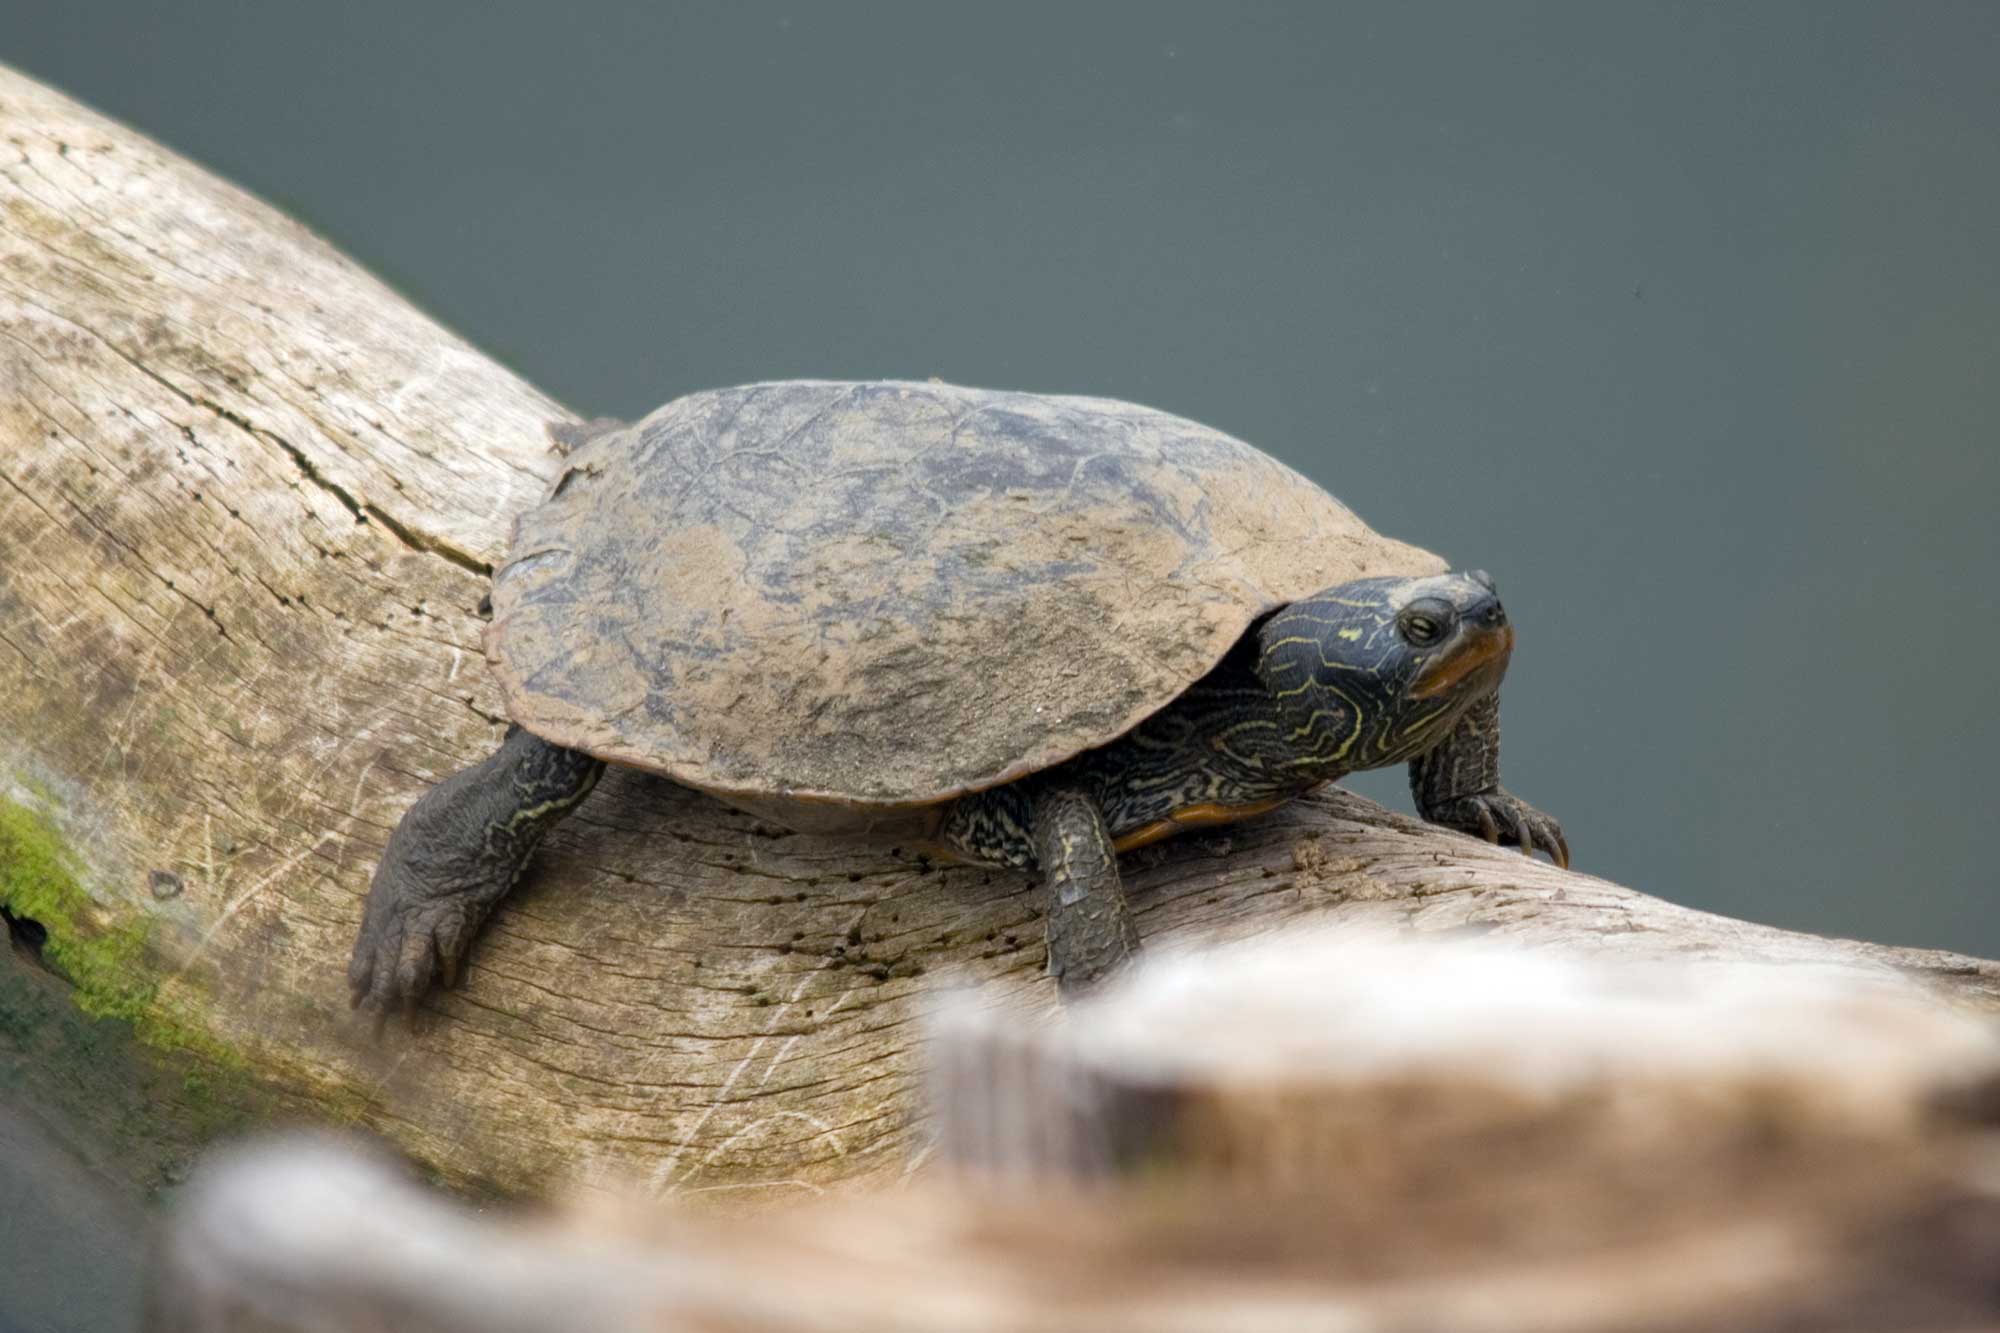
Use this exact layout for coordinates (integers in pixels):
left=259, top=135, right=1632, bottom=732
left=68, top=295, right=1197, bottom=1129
left=1409, top=603, right=1514, bottom=700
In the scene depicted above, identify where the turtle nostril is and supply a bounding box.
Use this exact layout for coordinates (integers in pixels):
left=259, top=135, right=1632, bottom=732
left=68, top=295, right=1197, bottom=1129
left=1480, top=602, right=1508, bottom=628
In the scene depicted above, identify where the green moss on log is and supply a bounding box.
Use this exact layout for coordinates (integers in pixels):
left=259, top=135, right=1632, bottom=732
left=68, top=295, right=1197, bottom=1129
left=0, top=794, right=273, bottom=1183
left=2, top=792, right=381, bottom=1181
left=0, top=796, right=153, bottom=1022
left=2, top=795, right=247, bottom=1061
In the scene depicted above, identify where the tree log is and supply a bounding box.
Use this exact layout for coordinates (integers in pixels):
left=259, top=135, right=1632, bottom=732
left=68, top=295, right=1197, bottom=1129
left=148, top=936, right=2000, bottom=1331
left=3, top=63, right=1998, bottom=1200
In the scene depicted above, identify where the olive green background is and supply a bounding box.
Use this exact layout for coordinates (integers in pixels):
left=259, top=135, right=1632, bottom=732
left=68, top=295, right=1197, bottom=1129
left=2, top=4, right=1997, bottom=1327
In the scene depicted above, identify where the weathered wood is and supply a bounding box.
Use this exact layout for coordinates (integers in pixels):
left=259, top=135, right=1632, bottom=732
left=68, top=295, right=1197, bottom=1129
left=148, top=937, right=2000, bottom=1332
left=932, top=927, right=2000, bottom=1184
left=3, top=62, right=1999, bottom=1200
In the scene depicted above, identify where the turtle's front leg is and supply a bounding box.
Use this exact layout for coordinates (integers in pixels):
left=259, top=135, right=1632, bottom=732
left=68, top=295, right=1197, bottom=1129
left=1031, top=786, right=1142, bottom=997
left=1409, top=693, right=1569, bottom=867
left=348, top=727, right=603, bottom=1028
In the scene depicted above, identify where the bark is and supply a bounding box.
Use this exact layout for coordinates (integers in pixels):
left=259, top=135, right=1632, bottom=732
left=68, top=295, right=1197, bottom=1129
left=2, top=62, right=1998, bottom=1200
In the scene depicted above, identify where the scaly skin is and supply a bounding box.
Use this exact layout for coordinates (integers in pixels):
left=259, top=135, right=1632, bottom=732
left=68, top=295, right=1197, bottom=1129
left=1034, top=787, right=1142, bottom=996
left=348, top=727, right=601, bottom=1031
left=936, top=571, right=1566, bottom=874
left=1410, top=693, right=1569, bottom=866
left=930, top=571, right=1566, bottom=992
left=351, top=571, right=1565, bottom=1020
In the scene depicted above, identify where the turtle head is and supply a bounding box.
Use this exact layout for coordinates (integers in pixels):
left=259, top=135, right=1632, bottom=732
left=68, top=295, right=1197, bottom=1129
left=1255, top=570, right=1514, bottom=775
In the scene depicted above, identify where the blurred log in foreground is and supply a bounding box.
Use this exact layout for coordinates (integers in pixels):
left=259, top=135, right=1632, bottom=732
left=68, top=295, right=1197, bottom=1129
left=151, top=930, right=2000, bottom=1332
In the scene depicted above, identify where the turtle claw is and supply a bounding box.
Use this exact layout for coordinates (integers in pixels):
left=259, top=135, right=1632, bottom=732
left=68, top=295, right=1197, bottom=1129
left=1519, top=805, right=1570, bottom=869
left=347, top=891, right=480, bottom=1038
left=1426, top=791, right=1569, bottom=869
left=431, top=907, right=475, bottom=990
left=393, top=930, right=439, bottom=1015
left=348, top=863, right=443, bottom=1036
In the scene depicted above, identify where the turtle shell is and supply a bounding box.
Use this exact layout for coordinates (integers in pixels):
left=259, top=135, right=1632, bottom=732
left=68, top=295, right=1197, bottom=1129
left=488, top=381, right=1444, bottom=808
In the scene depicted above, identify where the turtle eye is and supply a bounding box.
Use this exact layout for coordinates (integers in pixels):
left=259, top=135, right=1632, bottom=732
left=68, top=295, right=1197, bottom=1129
left=1397, top=601, right=1454, bottom=647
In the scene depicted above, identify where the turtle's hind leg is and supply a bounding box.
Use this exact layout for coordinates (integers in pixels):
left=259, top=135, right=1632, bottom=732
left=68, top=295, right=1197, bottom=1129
left=348, top=727, right=603, bottom=1029
left=1032, top=786, right=1142, bottom=997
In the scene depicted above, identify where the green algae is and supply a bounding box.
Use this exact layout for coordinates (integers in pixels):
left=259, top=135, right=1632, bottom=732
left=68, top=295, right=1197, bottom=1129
left=1, top=794, right=241, bottom=1061
left=0, top=793, right=265, bottom=1184
left=0, top=795, right=153, bottom=1023
left=2, top=790, right=379, bottom=1146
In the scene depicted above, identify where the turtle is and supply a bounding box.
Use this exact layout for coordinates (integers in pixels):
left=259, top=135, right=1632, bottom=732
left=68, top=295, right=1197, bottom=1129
left=348, top=380, right=1567, bottom=1020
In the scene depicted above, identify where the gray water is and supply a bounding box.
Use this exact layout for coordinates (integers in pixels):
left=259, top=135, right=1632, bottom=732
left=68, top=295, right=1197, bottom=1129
left=4, top=4, right=1998, bottom=1327
left=0, top=1105, right=142, bottom=1332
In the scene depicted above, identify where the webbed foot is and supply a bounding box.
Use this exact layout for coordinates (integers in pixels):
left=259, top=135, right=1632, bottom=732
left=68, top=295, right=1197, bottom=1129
left=347, top=728, right=602, bottom=1034
left=346, top=853, right=491, bottom=1036
left=1424, top=790, right=1569, bottom=868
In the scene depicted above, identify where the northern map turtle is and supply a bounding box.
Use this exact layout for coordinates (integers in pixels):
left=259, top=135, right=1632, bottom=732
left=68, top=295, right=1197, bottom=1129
left=349, top=380, right=1567, bottom=1017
